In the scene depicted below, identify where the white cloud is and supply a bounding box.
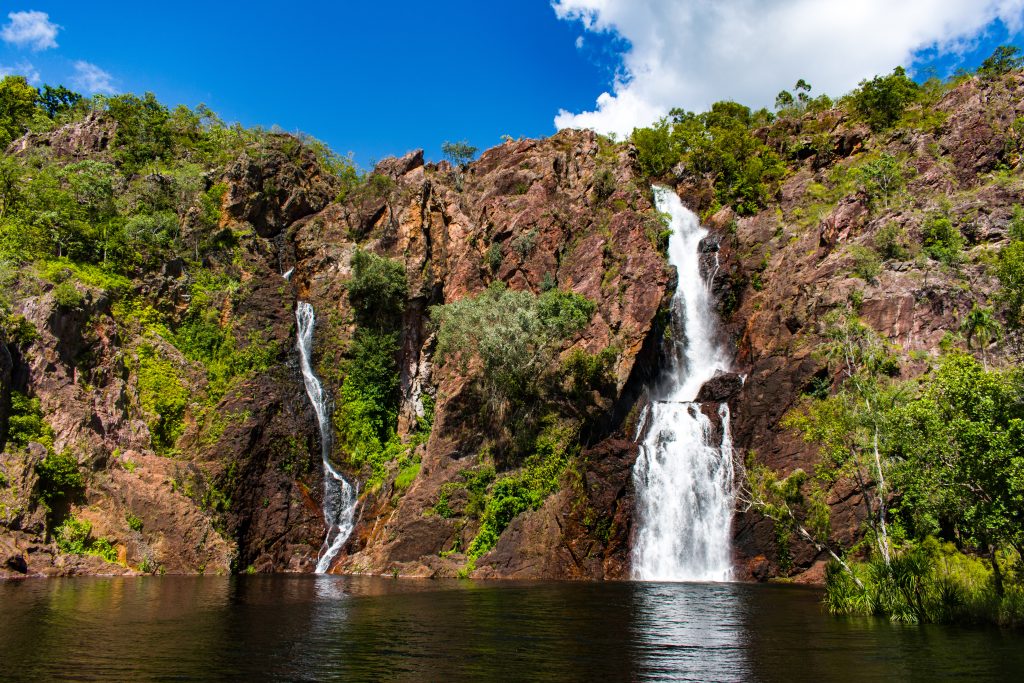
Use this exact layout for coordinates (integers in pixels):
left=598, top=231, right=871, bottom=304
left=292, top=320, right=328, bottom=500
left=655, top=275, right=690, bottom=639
left=1, top=10, right=60, bottom=51
left=552, top=0, right=1024, bottom=135
left=72, top=61, right=116, bottom=94
left=0, top=61, right=40, bottom=84
left=575, top=35, right=584, bottom=49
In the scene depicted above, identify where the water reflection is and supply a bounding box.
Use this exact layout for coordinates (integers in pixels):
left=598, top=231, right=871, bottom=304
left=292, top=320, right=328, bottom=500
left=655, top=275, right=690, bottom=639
left=1, top=577, right=1021, bottom=681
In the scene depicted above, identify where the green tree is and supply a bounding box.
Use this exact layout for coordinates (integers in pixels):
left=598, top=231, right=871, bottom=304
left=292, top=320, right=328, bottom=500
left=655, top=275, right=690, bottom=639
left=0, top=75, right=40, bottom=147
left=977, top=45, right=1024, bottom=78
left=960, top=304, right=1002, bottom=368
left=432, top=283, right=594, bottom=425
left=889, top=354, right=1024, bottom=571
left=441, top=140, right=477, bottom=167
left=37, top=85, right=82, bottom=118
left=849, top=67, right=919, bottom=131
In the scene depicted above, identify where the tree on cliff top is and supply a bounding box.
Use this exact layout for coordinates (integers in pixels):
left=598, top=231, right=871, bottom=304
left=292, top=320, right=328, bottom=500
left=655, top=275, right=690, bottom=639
left=441, top=140, right=477, bottom=167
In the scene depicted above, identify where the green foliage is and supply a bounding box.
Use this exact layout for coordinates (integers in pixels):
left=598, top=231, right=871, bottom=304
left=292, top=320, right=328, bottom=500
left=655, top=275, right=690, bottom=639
left=6, top=391, right=54, bottom=448
left=593, top=168, right=616, bottom=202
left=135, top=344, right=189, bottom=452
left=873, top=223, right=912, bottom=260
left=997, top=212, right=1024, bottom=329
left=106, top=92, right=174, bottom=171
left=0, top=75, right=40, bottom=148
left=35, top=451, right=84, bottom=506
left=432, top=283, right=595, bottom=424
left=826, top=541, right=1024, bottom=627
left=630, top=101, right=785, bottom=214
left=631, top=121, right=676, bottom=177
left=347, top=250, right=407, bottom=328
left=394, top=461, right=421, bottom=491
left=54, top=515, right=119, bottom=564
left=125, top=511, right=143, bottom=531
left=52, top=281, right=84, bottom=309
left=563, top=346, right=618, bottom=398
left=960, top=305, right=1002, bottom=354
left=977, top=45, right=1024, bottom=78
left=854, top=154, right=907, bottom=209
left=848, top=245, right=882, bottom=283
left=512, top=229, right=538, bottom=259
left=888, top=354, right=1024, bottom=553
left=485, top=242, right=503, bottom=271
left=849, top=67, right=920, bottom=131
left=467, top=420, right=577, bottom=560
left=37, top=85, right=82, bottom=119
left=921, top=213, right=965, bottom=265
left=441, top=140, right=478, bottom=167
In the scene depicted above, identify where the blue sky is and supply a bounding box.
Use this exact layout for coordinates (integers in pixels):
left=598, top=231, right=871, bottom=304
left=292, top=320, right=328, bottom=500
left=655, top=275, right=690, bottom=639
left=1, top=2, right=1022, bottom=168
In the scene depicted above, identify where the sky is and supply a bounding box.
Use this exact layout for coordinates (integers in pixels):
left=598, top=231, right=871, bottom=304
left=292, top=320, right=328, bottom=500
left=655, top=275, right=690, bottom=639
left=1, top=2, right=1022, bottom=168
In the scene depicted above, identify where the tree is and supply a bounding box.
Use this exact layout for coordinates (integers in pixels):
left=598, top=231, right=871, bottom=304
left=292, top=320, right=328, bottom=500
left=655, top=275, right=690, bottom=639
left=37, top=85, right=82, bottom=118
left=774, top=90, right=794, bottom=111
left=441, top=140, right=477, bottom=167
left=960, top=304, right=1002, bottom=368
left=0, top=75, right=40, bottom=147
left=889, top=354, right=1024, bottom=581
left=855, top=154, right=907, bottom=209
left=977, top=45, right=1024, bottom=78
left=432, top=284, right=594, bottom=426
left=849, top=67, right=919, bottom=131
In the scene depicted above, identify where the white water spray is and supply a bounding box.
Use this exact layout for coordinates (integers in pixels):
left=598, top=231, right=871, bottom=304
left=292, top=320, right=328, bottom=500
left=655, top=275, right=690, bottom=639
left=632, top=186, right=735, bottom=582
left=296, top=302, right=357, bottom=574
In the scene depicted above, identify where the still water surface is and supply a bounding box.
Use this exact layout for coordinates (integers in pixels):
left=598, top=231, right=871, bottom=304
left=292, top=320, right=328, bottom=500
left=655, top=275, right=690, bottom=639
left=1, top=576, right=1021, bottom=681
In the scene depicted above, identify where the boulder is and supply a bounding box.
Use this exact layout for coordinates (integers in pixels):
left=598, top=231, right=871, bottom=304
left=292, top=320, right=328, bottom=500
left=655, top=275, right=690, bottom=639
left=696, top=372, right=744, bottom=402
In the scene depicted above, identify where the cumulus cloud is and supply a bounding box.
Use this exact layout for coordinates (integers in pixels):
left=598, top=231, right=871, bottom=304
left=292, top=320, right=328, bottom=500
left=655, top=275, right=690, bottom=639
left=552, top=0, right=1024, bottom=135
left=72, top=61, right=116, bottom=94
left=0, top=61, right=40, bottom=84
left=1, top=10, right=60, bottom=51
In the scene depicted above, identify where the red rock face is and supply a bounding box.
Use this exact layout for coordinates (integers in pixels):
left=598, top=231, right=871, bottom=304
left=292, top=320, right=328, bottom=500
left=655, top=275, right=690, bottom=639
left=719, top=73, right=1024, bottom=582
left=289, top=129, right=674, bottom=578
left=3, top=73, right=1020, bottom=581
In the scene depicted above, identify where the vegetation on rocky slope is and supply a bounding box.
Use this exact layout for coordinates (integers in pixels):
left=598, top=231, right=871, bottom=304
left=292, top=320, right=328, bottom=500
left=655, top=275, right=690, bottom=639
left=623, top=45, right=1024, bottom=625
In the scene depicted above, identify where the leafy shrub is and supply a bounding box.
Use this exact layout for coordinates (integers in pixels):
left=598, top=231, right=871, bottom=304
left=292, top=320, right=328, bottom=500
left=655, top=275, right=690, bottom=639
left=347, top=249, right=407, bottom=327
left=6, top=392, right=54, bottom=448
left=921, top=213, right=965, bottom=265
left=854, top=154, right=907, bottom=208
left=125, top=511, right=143, bottom=531
left=873, top=223, right=912, bottom=260
left=35, top=451, right=84, bottom=506
left=54, top=515, right=119, bottom=563
left=593, top=168, right=616, bottom=202
left=135, top=344, right=189, bottom=452
left=485, top=242, right=503, bottom=271
left=849, top=245, right=882, bottom=282
left=467, top=420, right=577, bottom=560
left=52, top=281, right=84, bottom=309
left=432, top=284, right=595, bottom=423
left=849, top=67, right=919, bottom=131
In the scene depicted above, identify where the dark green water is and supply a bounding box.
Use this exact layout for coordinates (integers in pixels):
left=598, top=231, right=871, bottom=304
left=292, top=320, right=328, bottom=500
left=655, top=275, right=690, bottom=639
left=1, top=576, right=1021, bottom=681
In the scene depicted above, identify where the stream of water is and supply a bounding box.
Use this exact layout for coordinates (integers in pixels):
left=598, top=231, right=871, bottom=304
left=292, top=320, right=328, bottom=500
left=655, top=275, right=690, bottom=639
left=295, top=302, right=356, bottom=573
left=632, top=186, right=735, bottom=582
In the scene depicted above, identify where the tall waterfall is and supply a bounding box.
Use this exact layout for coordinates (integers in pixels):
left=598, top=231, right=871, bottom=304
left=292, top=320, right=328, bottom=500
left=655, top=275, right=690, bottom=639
left=296, top=302, right=357, bottom=574
left=632, top=186, right=735, bottom=582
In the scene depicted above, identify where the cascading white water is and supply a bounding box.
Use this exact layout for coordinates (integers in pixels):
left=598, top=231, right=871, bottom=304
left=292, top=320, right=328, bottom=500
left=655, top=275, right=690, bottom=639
left=296, top=301, right=357, bottom=574
left=632, top=186, right=735, bottom=582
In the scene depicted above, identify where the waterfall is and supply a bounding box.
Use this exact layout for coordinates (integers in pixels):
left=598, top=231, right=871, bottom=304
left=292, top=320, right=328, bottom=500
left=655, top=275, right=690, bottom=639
left=295, top=301, right=357, bottom=574
left=631, top=186, right=735, bottom=582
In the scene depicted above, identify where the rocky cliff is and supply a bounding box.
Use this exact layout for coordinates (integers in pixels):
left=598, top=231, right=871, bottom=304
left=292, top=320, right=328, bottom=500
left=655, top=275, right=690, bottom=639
left=1, top=71, right=1021, bottom=581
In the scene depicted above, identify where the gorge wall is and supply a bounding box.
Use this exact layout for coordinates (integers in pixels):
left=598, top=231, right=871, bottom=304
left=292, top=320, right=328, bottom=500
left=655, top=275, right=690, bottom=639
left=2, top=71, right=1022, bottom=581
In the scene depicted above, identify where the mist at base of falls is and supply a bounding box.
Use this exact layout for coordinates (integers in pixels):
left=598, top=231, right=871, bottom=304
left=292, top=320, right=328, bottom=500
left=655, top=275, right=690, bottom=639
left=296, top=301, right=357, bottom=574
left=631, top=186, right=736, bottom=582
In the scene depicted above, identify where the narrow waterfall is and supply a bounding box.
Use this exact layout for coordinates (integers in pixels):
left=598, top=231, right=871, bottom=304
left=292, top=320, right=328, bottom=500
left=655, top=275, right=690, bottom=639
left=631, top=186, right=735, bottom=582
left=295, top=302, right=357, bottom=574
